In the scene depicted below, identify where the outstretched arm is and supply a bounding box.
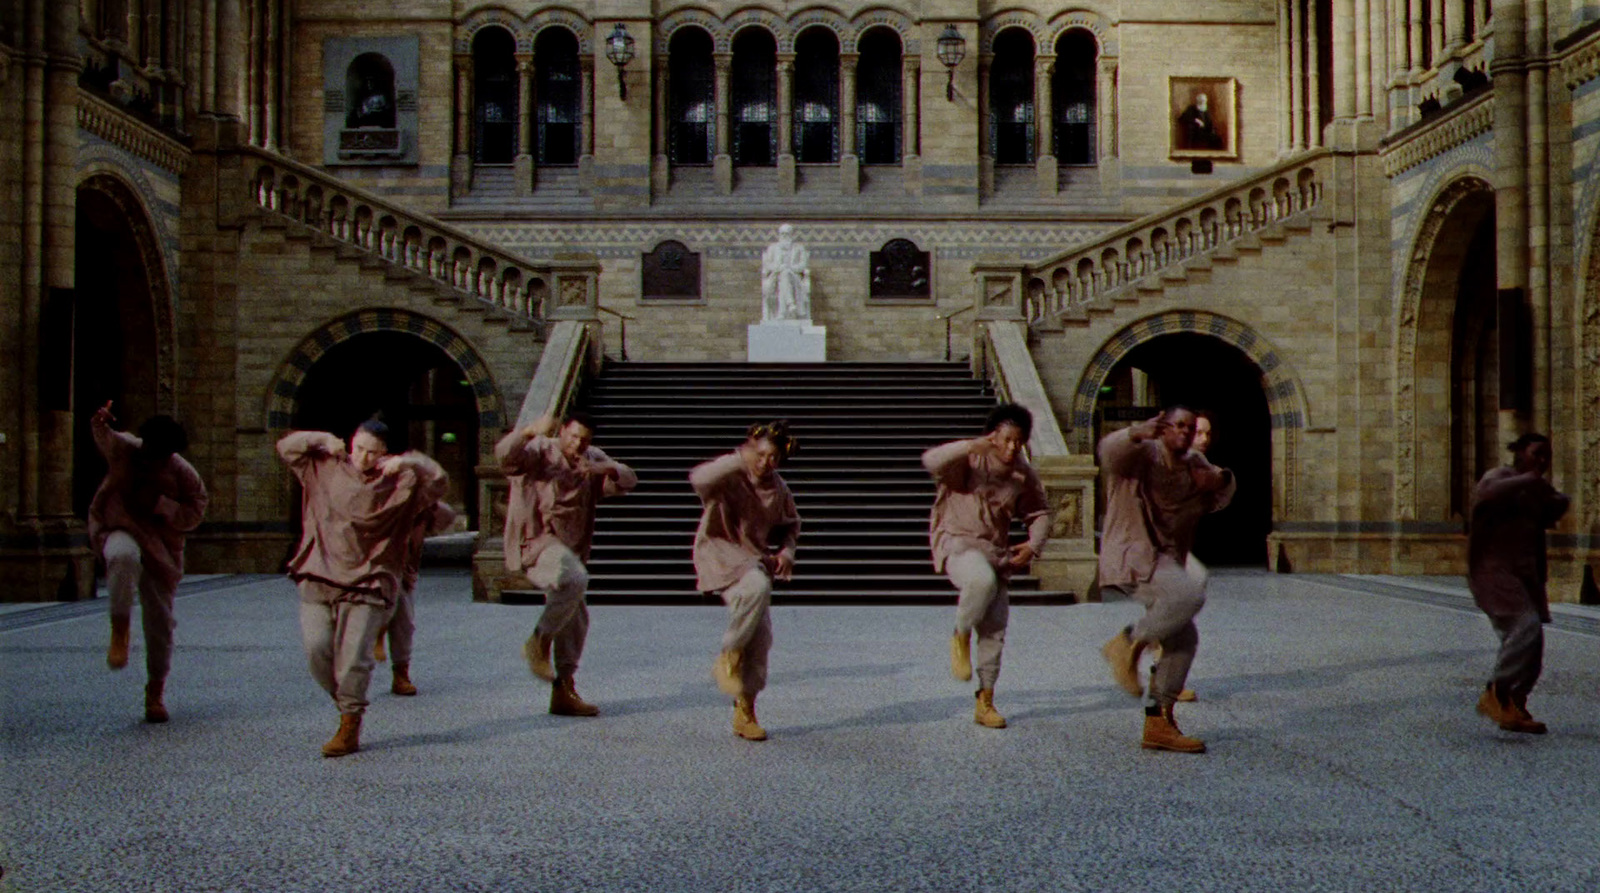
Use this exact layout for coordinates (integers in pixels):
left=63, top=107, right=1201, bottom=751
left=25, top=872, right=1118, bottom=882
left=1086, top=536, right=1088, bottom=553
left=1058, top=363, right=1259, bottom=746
left=383, top=451, right=449, bottom=503
left=276, top=430, right=344, bottom=467
left=90, top=401, right=139, bottom=463
left=494, top=427, right=548, bottom=478
left=690, top=452, right=745, bottom=500
left=921, top=439, right=977, bottom=488
left=585, top=447, right=639, bottom=498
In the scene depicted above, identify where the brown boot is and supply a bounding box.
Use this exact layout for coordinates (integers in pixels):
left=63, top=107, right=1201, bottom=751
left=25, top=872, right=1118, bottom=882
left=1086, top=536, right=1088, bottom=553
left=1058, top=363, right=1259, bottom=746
left=108, top=615, right=131, bottom=670
left=373, top=626, right=388, bottom=663
left=550, top=676, right=599, bottom=717
left=391, top=662, right=417, bottom=696
left=974, top=688, right=1007, bottom=729
left=523, top=631, right=555, bottom=682
left=144, top=681, right=168, bottom=724
left=1102, top=629, right=1146, bottom=697
left=733, top=694, right=768, bottom=741
left=950, top=629, right=973, bottom=682
left=1142, top=706, right=1205, bottom=753
left=1503, top=694, right=1548, bottom=735
left=712, top=649, right=744, bottom=697
left=1475, top=683, right=1509, bottom=725
left=321, top=713, right=361, bottom=758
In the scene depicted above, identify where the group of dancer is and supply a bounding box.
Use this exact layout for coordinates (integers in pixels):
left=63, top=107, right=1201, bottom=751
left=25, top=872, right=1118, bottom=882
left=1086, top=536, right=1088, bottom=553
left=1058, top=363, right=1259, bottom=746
left=85, top=396, right=1570, bottom=757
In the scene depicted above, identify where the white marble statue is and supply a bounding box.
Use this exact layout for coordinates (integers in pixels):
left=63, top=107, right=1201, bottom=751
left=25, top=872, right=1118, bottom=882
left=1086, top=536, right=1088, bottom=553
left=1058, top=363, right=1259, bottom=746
left=760, top=224, right=811, bottom=321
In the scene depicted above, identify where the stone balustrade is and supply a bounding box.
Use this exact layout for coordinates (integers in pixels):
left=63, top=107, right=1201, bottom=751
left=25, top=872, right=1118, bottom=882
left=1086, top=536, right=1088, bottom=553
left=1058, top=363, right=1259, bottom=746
left=1003, top=151, right=1331, bottom=326
left=243, top=148, right=598, bottom=325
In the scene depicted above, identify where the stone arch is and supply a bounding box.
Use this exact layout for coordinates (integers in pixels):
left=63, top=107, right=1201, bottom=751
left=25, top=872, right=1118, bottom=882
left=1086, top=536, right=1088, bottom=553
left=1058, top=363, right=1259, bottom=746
left=1393, top=174, right=1494, bottom=522
left=1045, top=8, right=1118, bottom=56
left=788, top=7, right=852, bottom=52
left=264, top=309, right=505, bottom=452
left=726, top=10, right=787, bottom=52
left=849, top=8, right=917, bottom=53
left=657, top=8, right=727, bottom=53
left=527, top=8, right=593, bottom=54
left=980, top=11, right=1045, bottom=54
left=75, top=171, right=176, bottom=415
left=455, top=8, right=525, bottom=53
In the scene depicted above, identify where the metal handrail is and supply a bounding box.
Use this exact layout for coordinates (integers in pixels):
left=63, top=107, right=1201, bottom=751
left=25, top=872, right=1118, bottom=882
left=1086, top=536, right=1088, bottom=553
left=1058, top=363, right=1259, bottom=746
left=596, top=306, right=637, bottom=361
left=934, top=303, right=976, bottom=362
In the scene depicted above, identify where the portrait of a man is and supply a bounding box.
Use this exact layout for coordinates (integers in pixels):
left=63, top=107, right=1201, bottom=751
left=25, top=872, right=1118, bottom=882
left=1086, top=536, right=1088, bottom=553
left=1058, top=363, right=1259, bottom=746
left=1169, top=77, right=1238, bottom=159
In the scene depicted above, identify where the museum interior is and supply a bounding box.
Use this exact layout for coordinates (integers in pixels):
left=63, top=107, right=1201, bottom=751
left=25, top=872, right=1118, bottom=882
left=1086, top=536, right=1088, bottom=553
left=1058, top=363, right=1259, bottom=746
left=5, top=0, right=1600, bottom=604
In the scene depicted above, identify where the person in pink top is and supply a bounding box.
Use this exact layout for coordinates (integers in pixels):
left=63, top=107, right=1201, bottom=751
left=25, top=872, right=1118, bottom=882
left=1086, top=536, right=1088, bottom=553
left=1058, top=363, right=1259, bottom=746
left=87, top=402, right=209, bottom=723
left=278, top=418, right=448, bottom=757
left=375, top=498, right=458, bottom=697
left=1098, top=406, right=1235, bottom=753
left=497, top=412, right=637, bottom=717
left=691, top=421, right=801, bottom=742
left=923, top=403, right=1050, bottom=730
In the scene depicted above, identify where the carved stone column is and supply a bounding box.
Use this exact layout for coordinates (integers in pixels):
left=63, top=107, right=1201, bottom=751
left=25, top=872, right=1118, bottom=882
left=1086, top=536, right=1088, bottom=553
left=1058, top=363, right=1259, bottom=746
left=1307, top=2, right=1323, bottom=146
left=977, top=53, right=993, bottom=195
left=902, top=54, right=921, bottom=195
left=652, top=54, right=669, bottom=195
left=1096, top=55, right=1119, bottom=190
left=776, top=53, right=796, bottom=194
left=839, top=52, right=859, bottom=194
left=452, top=52, right=473, bottom=196
left=1034, top=54, right=1056, bottom=196
left=713, top=52, right=732, bottom=193
left=514, top=53, right=534, bottom=196
left=578, top=53, right=594, bottom=194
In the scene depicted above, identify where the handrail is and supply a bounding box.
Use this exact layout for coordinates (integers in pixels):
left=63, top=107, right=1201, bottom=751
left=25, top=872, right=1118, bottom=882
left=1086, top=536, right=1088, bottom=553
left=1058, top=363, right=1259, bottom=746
left=1020, top=149, right=1333, bottom=325
left=239, top=145, right=576, bottom=326
left=596, top=306, right=636, bottom=362
left=935, top=303, right=976, bottom=362
left=515, top=320, right=595, bottom=428
left=974, top=322, right=1069, bottom=457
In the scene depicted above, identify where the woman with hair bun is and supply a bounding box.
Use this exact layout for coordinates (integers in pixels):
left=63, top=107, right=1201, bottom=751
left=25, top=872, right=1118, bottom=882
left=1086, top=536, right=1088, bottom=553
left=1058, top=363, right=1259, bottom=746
left=690, top=420, right=802, bottom=741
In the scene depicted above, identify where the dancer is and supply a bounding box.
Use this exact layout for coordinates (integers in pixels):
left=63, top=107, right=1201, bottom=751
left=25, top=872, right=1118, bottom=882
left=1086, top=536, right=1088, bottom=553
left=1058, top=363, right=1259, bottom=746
left=88, top=402, right=209, bottom=723
left=1099, top=407, right=1235, bottom=753
left=692, top=421, right=801, bottom=741
left=497, top=413, right=637, bottom=717
left=924, top=404, right=1050, bottom=729
left=377, top=498, right=457, bottom=696
left=1153, top=410, right=1215, bottom=703
left=278, top=419, right=447, bottom=757
left=1468, top=433, right=1568, bottom=734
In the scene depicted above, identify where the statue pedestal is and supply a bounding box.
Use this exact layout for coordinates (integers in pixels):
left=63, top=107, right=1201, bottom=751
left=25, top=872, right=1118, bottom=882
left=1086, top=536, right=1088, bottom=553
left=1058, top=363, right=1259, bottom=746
left=748, top=319, right=827, bottom=362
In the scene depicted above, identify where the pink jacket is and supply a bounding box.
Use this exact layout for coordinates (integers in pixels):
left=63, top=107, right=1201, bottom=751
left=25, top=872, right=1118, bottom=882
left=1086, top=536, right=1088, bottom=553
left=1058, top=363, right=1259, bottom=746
left=1097, top=428, right=1235, bottom=588
left=87, top=415, right=209, bottom=592
left=278, top=431, right=448, bottom=605
left=922, top=438, right=1050, bottom=574
left=497, top=430, right=637, bottom=570
left=403, top=500, right=459, bottom=591
left=690, top=452, right=801, bottom=592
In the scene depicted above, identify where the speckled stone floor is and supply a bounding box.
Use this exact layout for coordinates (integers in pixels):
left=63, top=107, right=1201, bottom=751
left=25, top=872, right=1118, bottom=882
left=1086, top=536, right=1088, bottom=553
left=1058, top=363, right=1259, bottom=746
left=4, top=570, right=1599, bottom=892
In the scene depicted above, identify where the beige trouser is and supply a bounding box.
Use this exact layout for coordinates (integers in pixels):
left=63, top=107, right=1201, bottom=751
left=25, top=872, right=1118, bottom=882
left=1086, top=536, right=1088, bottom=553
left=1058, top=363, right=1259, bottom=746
left=525, top=543, right=590, bottom=679
left=947, top=549, right=1010, bottom=690
left=103, top=531, right=178, bottom=685
left=1129, top=554, right=1207, bottom=710
left=719, top=566, right=774, bottom=696
left=298, top=580, right=393, bottom=715
left=387, top=585, right=415, bottom=665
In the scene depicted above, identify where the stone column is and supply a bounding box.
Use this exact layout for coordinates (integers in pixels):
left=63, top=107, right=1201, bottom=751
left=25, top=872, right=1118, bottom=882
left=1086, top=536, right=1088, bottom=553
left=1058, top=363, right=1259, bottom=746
left=1389, top=0, right=1411, bottom=130
left=1443, top=0, right=1467, bottom=52
left=839, top=52, right=859, bottom=194
left=651, top=54, right=669, bottom=195
left=198, top=0, right=214, bottom=116
left=261, top=0, right=277, bottom=150
left=452, top=53, right=473, bottom=196
left=1369, top=0, right=1389, bottom=126
left=776, top=53, right=795, bottom=193
left=1096, top=56, right=1117, bottom=161
left=1280, top=0, right=1294, bottom=152
left=1492, top=0, right=1529, bottom=439
left=515, top=53, right=534, bottom=196
left=977, top=53, right=993, bottom=195
left=1354, top=0, right=1371, bottom=118
left=1307, top=1, right=1323, bottom=146
left=1288, top=0, right=1305, bottom=148
left=1525, top=0, right=1550, bottom=434
left=1472, top=0, right=1488, bottom=35
left=1034, top=54, right=1056, bottom=195
left=713, top=52, right=732, bottom=193
left=903, top=54, right=921, bottom=194
left=1429, top=0, right=1445, bottom=63
left=215, top=0, right=242, bottom=118
left=578, top=53, right=594, bottom=193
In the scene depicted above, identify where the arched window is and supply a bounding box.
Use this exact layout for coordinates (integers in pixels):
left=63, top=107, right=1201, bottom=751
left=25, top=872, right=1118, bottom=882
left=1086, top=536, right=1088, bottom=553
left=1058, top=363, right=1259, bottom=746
left=731, top=29, right=778, bottom=166
left=856, top=28, right=902, bottom=165
left=345, top=53, right=397, bottom=129
left=669, top=27, right=715, bottom=165
left=535, top=28, right=581, bottom=165
left=793, top=28, right=840, bottom=163
left=990, top=29, right=1035, bottom=165
left=472, top=26, right=518, bottom=163
left=1053, top=30, right=1096, bottom=165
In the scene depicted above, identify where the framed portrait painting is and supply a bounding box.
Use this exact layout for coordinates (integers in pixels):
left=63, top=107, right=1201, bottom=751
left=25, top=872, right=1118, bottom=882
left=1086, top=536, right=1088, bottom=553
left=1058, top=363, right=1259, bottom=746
left=1169, top=77, right=1238, bottom=160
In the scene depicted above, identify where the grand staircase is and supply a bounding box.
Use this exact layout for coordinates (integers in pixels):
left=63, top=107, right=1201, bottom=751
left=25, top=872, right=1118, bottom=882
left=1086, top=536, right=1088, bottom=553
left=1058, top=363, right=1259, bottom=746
left=534, top=361, right=1062, bottom=603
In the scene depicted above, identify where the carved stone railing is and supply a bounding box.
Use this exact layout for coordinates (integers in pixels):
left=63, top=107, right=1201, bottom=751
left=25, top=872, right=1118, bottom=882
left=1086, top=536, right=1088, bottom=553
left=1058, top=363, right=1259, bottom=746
left=242, top=147, right=599, bottom=326
left=984, top=150, right=1332, bottom=326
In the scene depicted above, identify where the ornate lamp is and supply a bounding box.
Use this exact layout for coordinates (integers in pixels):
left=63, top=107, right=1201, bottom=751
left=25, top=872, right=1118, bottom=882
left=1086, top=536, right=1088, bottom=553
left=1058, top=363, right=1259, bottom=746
left=605, top=24, right=635, bottom=100
left=936, top=25, right=966, bottom=102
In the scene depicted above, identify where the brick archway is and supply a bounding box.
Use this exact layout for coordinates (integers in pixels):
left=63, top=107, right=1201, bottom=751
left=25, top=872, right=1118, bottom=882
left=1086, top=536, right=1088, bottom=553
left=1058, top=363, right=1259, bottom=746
left=264, top=309, right=504, bottom=451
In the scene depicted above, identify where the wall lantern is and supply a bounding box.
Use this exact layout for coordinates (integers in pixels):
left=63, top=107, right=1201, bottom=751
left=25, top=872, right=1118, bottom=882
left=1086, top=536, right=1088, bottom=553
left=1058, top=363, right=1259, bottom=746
left=936, top=25, right=966, bottom=101
left=605, top=24, right=636, bottom=100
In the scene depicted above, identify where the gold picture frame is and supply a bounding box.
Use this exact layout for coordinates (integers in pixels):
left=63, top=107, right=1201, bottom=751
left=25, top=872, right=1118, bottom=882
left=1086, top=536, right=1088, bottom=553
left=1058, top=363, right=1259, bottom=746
left=1169, top=77, right=1238, bottom=160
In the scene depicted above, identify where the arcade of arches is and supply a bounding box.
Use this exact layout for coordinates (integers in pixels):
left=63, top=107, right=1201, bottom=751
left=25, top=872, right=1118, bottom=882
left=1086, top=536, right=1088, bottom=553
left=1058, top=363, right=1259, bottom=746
left=7, top=2, right=1600, bottom=603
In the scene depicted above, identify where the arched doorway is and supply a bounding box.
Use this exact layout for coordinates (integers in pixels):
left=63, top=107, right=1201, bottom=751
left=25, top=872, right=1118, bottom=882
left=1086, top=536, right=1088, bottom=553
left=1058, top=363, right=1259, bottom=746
left=290, top=330, right=481, bottom=528
left=71, top=178, right=167, bottom=516
left=1093, top=333, right=1273, bottom=567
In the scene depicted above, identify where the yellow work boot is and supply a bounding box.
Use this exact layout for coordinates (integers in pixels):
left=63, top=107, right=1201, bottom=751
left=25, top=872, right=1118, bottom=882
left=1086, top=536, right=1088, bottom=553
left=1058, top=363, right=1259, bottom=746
left=973, top=688, right=1007, bottom=729
left=144, top=681, right=168, bottom=724
left=1142, top=706, right=1205, bottom=753
left=108, top=615, right=131, bottom=670
left=550, top=676, right=599, bottom=717
left=1503, top=694, right=1548, bottom=735
left=321, top=713, right=362, bottom=758
left=733, top=695, right=768, bottom=741
left=1102, top=629, right=1146, bottom=697
left=372, top=627, right=388, bottom=663
left=523, top=631, right=555, bottom=682
left=391, top=662, right=417, bottom=697
left=950, top=629, right=973, bottom=682
left=712, top=649, right=744, bottom=697
left=1475, top=683, right=1509, bottom=725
